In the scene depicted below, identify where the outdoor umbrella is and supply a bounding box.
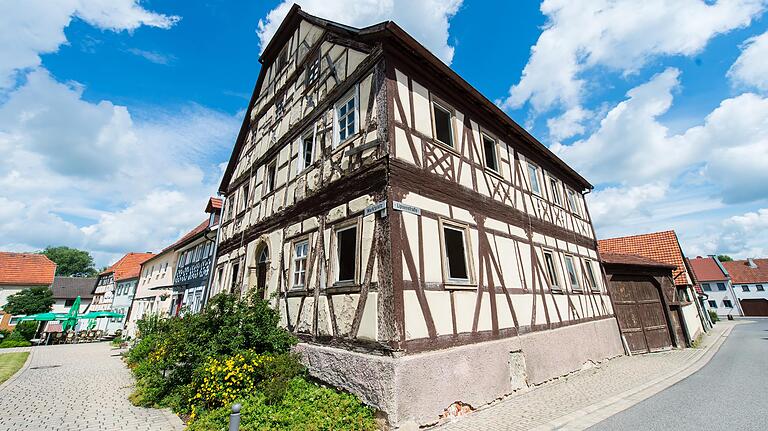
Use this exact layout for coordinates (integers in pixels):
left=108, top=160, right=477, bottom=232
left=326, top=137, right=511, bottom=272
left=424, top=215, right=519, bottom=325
left=78, top=311, right=125, bottom=319
left=18, top=312, right=68, bottom=321
left=61, top=296, right=81, bottom=332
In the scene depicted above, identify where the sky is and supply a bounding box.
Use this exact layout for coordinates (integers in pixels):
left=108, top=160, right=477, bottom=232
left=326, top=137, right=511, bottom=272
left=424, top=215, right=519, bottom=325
left=1, top=0, right=767, bottom=267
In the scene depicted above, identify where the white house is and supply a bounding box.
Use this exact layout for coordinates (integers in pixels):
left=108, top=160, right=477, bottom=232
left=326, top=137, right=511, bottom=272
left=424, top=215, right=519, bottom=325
left=722, top=258, right=768, bottom=316
left=690, top=256, right=743, bottom=318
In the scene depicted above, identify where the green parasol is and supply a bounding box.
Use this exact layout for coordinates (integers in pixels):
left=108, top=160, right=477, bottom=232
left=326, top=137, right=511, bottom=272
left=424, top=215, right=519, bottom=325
left=61, top=296, right=81, bottom=332
left=18, top=312, right=68, bottom=321
left=78, top=311, right=125, bottom=319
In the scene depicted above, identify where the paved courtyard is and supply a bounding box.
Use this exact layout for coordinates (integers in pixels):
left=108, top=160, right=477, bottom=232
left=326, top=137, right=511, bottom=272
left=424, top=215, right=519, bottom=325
left=436, top=321, right=735, bottom=431
left=0, top=343, right=184, bottom=431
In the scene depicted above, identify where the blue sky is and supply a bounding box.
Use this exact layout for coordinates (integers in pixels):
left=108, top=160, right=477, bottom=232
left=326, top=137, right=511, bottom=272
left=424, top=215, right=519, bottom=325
left=1, top=0, right=767, bottom=266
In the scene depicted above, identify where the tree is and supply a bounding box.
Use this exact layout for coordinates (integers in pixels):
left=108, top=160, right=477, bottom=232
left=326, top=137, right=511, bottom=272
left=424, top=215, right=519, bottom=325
left=2, top=287, right=54, bottom=315
left=717, top=255, right=733, bottom=262
left=40, top=246, right=97, bottom=277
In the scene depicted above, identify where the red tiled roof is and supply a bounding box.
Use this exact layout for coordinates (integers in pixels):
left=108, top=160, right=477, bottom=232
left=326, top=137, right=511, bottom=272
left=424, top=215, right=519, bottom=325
left=102, top=252, right=155, bottom=281
left=601, top=252, right=676, bottom=269
left=162, top=219, right=210, bottom=253
left=689, top=256, right=728, bottom=282
left=0, top=252, right=56, bottom=285
left=722, top=259, right=768, bottom=284
left=206, top=197, right=223, bottom=213
left=598, top=230, right=691, bottom=287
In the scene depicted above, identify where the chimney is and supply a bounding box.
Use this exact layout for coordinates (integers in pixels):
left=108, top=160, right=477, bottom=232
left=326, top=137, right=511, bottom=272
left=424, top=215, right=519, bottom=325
left=748, top=258, right=757, bottom=269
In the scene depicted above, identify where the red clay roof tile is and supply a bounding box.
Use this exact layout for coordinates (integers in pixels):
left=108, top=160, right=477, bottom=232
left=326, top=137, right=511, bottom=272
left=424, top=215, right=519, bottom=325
left=0, top=252, right=56, bottom=285
left=102, top=252, right=155, bottom=281
left=722, top=259, right=768, bottom=284
left=598, top=230, right=692, bottom=287
left=689, top=256, right=728, bottom=282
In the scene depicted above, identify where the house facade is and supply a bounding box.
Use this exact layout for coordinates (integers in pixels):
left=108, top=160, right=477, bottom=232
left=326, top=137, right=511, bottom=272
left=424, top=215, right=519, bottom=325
left=89, top=252, right=154, bottom=333
left=0, top=252, right=56, bottom=331
left=599, top=231, right=708, bottom=345
left=689, top=256, right=743, bottom=317
left=124, top=251, right=175, bottom=338
left=722, top=258, right=768, bottom=316
left=211, top=6, right=622, bottom=426
left=50, top=276, right=95, bottom=314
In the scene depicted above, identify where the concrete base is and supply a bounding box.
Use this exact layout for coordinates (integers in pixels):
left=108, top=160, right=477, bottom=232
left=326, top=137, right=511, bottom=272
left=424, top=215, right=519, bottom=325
left=295, top=317, right=625, bottom=428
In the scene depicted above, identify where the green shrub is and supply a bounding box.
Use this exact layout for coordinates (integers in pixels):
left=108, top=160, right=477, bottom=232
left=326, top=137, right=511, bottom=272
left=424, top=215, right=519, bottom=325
left=0, top=332, right=32, bottom=348
left=14, top=321, right=38, bottom=341
left=188, top=377, right=376, bottom=431
left=708, top=310, right=719, bottom=323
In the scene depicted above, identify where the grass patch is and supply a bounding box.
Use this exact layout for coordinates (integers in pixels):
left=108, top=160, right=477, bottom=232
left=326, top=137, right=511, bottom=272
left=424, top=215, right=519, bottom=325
left=0, top=352, right=29, bottom=385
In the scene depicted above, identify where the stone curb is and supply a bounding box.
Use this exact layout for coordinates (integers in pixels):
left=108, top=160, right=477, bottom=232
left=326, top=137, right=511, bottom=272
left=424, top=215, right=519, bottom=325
left=0, top=347, right=35, bottom=391
left=533, top=322, right=737, bottom=430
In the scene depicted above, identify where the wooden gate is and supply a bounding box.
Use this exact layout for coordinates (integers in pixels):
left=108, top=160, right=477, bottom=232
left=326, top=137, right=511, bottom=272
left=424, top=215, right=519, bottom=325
left=740, top=299, right=768, bottom=316
left=609, top=275, right=673, bottom=354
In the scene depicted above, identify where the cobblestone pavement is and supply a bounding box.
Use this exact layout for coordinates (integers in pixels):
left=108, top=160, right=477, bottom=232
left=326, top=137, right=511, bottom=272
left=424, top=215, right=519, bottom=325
left=0, top=342, right=185, bottom=431
left=436, top=322, right=733, bottom=431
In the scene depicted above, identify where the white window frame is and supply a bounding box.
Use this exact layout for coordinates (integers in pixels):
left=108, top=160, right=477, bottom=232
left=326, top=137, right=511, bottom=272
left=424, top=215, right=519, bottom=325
left=566, top=187, right=579, bottom=215
left=585, top=259, right=600, bottom=292
left=431, top=98, right=455, bottom=148
left=298, top=126, right=316, bottom=172
left=481, top=132, right=500, bottom=173
left=543, top=250, right=561, bottom=290
left=439, top=219, right=475, bottom=286
left=292, top=240, right=309, bottom=289
left=549, top=176, right=563, bottom=207
left=563, top=255, right=581, bottom=292
left=265, top=160, right=277, bottom=194
left=332, top=220, right=361, bottom=285
left=528, top=163, right=542, bottom=196
left=333, top=87, right=359, bottom=147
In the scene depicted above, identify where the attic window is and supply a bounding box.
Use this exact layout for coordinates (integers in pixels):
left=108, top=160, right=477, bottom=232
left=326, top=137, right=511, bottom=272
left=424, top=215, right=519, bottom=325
left=277, top=46, right=289, bottom=71
left=432, top=101, right=454, bottom=147
left=305, top=52, right=320, bottom=87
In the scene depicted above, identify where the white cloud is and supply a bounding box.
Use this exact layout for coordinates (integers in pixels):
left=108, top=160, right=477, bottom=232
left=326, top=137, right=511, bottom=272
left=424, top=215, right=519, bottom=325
left=503, top=0, right=766, bottom=113
left=257, top=0, right=463, bottom=64
left=684, top=208, right=768, bottom=258
left=588, top=182, right=668, bottom=229
left=728, top=31, right=768, bottom=92
left=546, top=106, right=591, bottom=141
left=0, top=0, right=179, bottom=88
left=126, top=48, right=176, bottom=65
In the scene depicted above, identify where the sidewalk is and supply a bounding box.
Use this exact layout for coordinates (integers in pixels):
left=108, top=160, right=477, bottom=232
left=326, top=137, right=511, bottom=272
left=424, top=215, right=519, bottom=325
left=435, top=321, right=736, bottom=431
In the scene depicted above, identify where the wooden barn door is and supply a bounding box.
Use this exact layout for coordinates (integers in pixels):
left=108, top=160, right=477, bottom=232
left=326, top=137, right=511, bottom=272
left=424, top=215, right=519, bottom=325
left=740, top=299, right=768, bottom=316
left=610, top=275, right=673, bottom=354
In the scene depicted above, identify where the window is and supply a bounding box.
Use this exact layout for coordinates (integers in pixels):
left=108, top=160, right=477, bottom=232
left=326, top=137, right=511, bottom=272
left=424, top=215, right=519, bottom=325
left=757, top=285, right=765, bottom=291
left=564, top=256, right=581, bottom=291
left=708, top=300, right=718, bottom=308
left=482, top=134, right=498, bottom=172
left=717, top=282, right=726, bottom=291
left=549, top=177, right=562, bottom=206
left=275, top=93, right=285, bottom=118
left=432, top=101, right=454, bottom=147
left=276, top=45, right=289, bottom=71
left=566, top=188, right=579, bottom=214
left=64, top=299, right=75, bottom=307
left=242, top=185, right=249, bottom=210
left=336, top=92, right=357, bottom=144
left=742, top=285, right=750, bottom=292
left=305, top=53, right=320, bottom=87
left=265, top=161, right=277, bottom=193
left=301, top=132, right=314, bottom=170
left=528, top=163, right=541, bottom=196
left=443, top=225, right=470, bottom=281
left=585, top=260, right=599, bottom=291
left=723, top=299, right=733, bottom=308
left=336, top=225, right=358, bottom=283
left=293, top=241, right=309, bottom=288
left=702, top=283, right=712, bottom=292
left=230, top=262, right=240, bottom=293
left=543, top=251, right=560, bottom=290
left=678, top=287, right=690, bottom=302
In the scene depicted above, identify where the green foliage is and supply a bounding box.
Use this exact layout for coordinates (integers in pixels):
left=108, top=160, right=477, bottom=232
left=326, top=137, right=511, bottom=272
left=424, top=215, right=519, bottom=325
left=2, top=287, right=54, bottom=315
left=187, top=378, right=377, bottom=431
left=0, top=332, right=32, bottom=348
left=709, top=310, right=720, bottom=322
left=14, top=321, right=38, bottom=341
left=717, top=255, right=733, bottom=262
left=0, top=329, right=9, bottom=340
left=40, top=246, right=97, bottom=277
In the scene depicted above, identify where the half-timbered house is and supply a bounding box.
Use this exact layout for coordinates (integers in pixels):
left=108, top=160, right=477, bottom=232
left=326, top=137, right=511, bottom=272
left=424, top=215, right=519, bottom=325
left=212, top=5, right=623, bottom=426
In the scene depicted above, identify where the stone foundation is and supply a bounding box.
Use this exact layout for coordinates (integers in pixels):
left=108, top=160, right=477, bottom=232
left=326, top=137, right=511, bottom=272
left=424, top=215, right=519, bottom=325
left=295, top=317, right=625, bottom=428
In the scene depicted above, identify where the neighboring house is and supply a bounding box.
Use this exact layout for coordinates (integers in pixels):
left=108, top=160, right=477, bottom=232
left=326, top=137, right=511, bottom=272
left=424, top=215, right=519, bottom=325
left=123, top=251, right=175, bottom=339
left=169, top=198, right=221, bottom=316
left=0, top=252, right=56, bottom=331
left=89, top=252, right=154, bottom=333
left=211, top=6, right=622, bottom=427
left=722, top=258, right=768, bottom=316
left=599, top=231, right=708, bottom=345
left=689, top=256, right=742, bottom=317
left=50, top=276, right=95, bottom=314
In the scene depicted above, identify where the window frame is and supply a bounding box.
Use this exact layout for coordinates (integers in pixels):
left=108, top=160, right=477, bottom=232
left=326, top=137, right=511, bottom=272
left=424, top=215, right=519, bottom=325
left=543, top=250, right=561, bottom=291
left=304, top=51, right=321, bottom=88
left=563, top=255, right=582, bottom=292
left=264, top=160, right=277, bottom=195
left=708, top=300, right=718, bottom=308
left=584, top=259, right=600, bottom=292
left=717, top=282, right=726, bottom=291
left=299, top=128, right=315, bottom=172
left=333, top=87, right=359, bottom=147
left=480, top=132, right=500, bottom=173
left=430, top=97, right=456, bottom=149
left=723, top=299, right=733, bottom=308
left=566, top=187, right=580, bottom=216
left=291, top=238, right=310, bottom=289
left=527, top=162, right=542, bottom=196
left=742, top=285, right=750, bottom=292
left=331, top=219, right=361, bottom=285
left=439, top=219, right=475, bottom=287
left=548, top=176, right=563, bottom=207
left=702, top=283, right=712, bottom=292
left=276, top=45, right=289, bottom=72
left=757, top=284, right=765, bottom=292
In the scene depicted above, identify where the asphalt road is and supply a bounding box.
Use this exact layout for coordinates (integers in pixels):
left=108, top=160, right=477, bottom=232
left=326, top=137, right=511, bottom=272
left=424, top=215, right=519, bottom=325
left=590, top=318, right=768, bottom=431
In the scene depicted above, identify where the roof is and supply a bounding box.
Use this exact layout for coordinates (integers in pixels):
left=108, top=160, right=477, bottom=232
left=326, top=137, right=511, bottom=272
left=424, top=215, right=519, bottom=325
left=218, top=5, right=593, bottom=194
left=689, top=256, right=728, bottom=282
left=206, top=197, right=223, bottom=213
left=162, top=219, right=211, bottom=253
left=102, top=252, right=155, bottom=281
left=598, top=230, right=691, bottom=287
left=601, top=252, right=676, bottom=270
left=0, top=252, right=56, bottom=286
left=51, top=276, right=96, bottom=299
left=722, top=259, right=768, bottom=284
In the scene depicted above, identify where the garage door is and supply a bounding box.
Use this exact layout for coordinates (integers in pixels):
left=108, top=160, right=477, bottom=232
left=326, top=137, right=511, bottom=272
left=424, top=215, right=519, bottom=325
left=609, top=275, right=673, bottom=354
left=740, top=299, right=768, bottom=316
